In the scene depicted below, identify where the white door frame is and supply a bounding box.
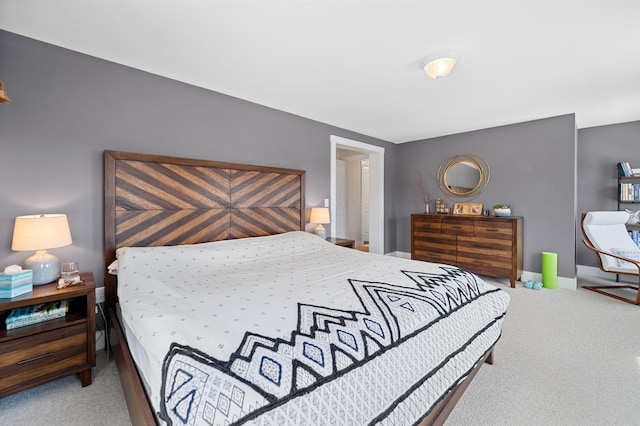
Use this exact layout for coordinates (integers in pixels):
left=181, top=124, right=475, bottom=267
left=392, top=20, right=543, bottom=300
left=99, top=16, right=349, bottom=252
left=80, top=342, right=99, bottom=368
left=330, top=135, right=385, bottom=254
left=360, top=160, right=370, bottom=245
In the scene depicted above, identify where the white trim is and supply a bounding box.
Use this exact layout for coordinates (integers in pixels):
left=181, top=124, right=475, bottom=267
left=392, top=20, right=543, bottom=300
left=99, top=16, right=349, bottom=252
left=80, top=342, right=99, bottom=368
left=577, top=264, right=637, bottom=283
left=577, top=264, right=610, bottom=279
left=520, top=270, right=577, bottom=290
left=331, top=135, right=385, bottom=155
left=330, top=135, right=385, bottom=254
left=386, top=251, right=411, bottom=259
left=385, top=256, right=580, bottom=290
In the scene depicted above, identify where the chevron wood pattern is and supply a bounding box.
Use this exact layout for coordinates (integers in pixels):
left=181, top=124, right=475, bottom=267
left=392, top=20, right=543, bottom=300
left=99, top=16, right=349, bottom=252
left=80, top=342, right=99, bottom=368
left=115, top=209, right=230, bottom=247
left=102, top=150, right=306, bottom=424
left=115, top=159, right=230, bottom=210
left=104, top=151, right=305, bottom=290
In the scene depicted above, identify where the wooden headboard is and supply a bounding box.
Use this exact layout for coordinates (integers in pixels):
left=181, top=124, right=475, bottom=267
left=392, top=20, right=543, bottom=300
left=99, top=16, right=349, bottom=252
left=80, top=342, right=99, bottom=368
left=103, top=150, right=305, bottom=305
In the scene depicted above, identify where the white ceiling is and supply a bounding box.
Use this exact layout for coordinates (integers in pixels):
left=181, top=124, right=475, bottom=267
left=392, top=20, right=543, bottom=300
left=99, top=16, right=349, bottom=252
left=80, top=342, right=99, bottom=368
left=1, top=1, right=639, bottom=143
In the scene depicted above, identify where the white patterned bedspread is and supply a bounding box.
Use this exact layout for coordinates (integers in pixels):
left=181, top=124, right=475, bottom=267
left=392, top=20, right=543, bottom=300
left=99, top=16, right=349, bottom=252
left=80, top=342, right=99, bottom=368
left=116, top=231, right=510, bottom=425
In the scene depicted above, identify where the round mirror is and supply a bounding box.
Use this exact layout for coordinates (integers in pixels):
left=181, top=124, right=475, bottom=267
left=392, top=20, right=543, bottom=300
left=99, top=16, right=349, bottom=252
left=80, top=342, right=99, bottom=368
left=437, top=154, right=490, bottom=200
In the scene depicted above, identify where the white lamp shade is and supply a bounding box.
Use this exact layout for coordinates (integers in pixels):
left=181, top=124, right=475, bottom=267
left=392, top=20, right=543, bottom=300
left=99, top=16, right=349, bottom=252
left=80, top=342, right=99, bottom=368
left=423, top=53, right=458, bottom=79
left=309, top=207, right=330, bottom=224
left=12, top=214, right=72, bottom=251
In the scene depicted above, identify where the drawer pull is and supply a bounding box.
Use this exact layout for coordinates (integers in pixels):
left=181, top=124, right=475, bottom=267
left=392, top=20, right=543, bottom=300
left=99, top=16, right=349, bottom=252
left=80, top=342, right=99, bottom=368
left=17, top=352, right=54, bottom=365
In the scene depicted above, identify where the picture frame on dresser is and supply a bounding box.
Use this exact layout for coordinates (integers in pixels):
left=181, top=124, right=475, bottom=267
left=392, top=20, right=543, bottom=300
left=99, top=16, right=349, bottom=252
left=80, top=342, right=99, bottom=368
left=453, top=202, right=483, bottom=215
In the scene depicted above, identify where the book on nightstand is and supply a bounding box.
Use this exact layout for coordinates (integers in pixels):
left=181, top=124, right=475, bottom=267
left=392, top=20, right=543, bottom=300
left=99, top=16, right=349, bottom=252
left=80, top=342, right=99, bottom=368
left=5, top=300, right=68, bottom=330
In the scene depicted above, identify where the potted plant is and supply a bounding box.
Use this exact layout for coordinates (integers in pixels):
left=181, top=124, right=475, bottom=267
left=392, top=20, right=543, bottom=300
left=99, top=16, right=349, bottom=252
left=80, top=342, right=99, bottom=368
left=493, top=204, right=511, bottom=217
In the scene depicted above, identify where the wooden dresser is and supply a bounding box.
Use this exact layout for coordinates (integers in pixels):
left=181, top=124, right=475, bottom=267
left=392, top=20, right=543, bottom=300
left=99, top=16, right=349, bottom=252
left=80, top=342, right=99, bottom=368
left=411, top=214, right=523, bottom=287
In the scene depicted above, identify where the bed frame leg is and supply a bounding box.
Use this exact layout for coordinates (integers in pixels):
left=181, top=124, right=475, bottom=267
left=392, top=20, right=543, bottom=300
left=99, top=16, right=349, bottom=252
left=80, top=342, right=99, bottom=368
left=485, top=350, right=494, bottom=365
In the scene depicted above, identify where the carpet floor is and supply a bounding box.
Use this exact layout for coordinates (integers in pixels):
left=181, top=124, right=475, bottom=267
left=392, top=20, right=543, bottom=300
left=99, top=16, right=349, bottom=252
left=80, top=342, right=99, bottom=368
left=0, top=349, right=131, bottom=425
left=446, top=275, right=640, bottom=425
left=0, top=274, right=637, bottom=425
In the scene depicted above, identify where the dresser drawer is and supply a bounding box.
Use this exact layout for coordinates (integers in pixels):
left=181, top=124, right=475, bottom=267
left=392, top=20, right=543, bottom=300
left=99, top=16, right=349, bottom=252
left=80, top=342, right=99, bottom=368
left=0, top=323, right=87, bottom=392
left=412, top=217, right=442, bottom=233
left=413, top=249, right=456, bottom=265
left=458, top=235, right=512, bottom=257
left=474, top=221, right=514, bottom=239
left=457, top=236, right=513, bottom=278
left=442, top=219, right=473, bottom=236
left=412, top=232, right=457, bottom=264
left=457, top=255, right=513, bottom=278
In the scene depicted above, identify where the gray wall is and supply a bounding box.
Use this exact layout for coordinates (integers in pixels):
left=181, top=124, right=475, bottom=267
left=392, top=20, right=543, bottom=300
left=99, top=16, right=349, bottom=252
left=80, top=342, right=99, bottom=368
left=576, top=120, right=640, bottom=266
left=0, top=31, right=397, bottom=285
left=396, top=115, right=578, bottom=278
left=2, top=30, right=634, bottom=286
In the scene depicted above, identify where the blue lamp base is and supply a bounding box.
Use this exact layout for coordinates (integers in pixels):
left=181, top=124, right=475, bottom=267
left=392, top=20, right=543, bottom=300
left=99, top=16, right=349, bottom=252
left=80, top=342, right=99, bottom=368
left=23, top=249, right=60, bottom=285
left=314, top=224, right=327, bottom=239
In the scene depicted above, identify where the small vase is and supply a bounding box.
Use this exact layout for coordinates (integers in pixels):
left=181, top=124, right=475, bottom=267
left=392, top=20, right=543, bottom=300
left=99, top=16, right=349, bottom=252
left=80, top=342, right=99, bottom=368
left=425, top=202, right=430, bottom=214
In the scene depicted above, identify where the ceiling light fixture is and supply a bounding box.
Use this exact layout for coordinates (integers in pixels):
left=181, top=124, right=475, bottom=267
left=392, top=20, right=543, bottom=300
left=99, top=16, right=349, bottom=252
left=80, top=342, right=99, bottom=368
left=422, top=52, right=458, bottom=79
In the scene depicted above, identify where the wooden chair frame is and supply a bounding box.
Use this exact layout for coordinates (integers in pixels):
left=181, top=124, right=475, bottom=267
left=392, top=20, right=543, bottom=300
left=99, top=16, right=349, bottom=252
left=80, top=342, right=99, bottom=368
left=580, top=212, right=640, bottom=304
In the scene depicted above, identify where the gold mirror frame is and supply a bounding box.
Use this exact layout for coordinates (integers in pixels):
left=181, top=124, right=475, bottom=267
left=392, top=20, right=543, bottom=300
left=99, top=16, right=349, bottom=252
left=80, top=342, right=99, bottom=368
left=437, top=154, right=490, bottom=201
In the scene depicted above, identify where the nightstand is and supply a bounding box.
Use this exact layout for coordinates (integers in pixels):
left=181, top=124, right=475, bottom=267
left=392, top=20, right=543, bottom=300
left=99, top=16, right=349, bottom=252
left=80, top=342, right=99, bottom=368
left=326, top=237, right=355, bottom=248
left=0, top=272, right=96, bottom=397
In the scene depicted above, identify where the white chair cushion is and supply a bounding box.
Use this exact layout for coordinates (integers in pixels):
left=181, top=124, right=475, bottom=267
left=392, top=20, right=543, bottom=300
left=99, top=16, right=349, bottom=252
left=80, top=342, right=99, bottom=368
left=583, top=211, right=636, bottom=271
left=611, top=247, right=640, bottom=269
left=583, top=211, right=630, bottom=226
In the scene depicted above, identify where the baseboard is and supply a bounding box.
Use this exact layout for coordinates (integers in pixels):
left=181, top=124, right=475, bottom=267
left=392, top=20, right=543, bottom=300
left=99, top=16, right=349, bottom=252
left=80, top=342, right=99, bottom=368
left=388, top=251, right=578, bottom=290
left=577, top=264, right=637, bottom=283
left=577, top=265, right=612, bottom=279
left=386, top=251, right=411, bottom=259
left=520, top=270, right=577, bottom=290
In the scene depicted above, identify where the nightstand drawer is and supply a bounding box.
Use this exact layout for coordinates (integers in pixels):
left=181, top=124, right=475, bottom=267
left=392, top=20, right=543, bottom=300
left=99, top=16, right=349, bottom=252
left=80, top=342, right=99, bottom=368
left=0, top=323, right=87, bottom=391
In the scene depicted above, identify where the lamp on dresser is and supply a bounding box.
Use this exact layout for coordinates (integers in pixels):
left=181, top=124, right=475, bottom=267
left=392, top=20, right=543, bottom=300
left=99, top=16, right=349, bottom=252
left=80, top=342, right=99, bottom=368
left=11, top=214, right=72, bottom=285
left=309, top=207, right=330, bottom=239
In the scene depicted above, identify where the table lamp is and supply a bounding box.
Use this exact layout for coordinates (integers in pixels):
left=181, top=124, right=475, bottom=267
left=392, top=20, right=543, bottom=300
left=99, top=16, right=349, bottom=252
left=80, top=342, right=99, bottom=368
left=11, top=214, right=73, bottom=285
left=309, top=207, right=330, bottom=239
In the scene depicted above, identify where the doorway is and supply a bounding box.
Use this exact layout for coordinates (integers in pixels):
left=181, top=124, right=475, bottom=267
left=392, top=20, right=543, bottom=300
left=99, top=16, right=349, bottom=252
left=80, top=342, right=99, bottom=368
left=330, top=136, right=384, bottom=254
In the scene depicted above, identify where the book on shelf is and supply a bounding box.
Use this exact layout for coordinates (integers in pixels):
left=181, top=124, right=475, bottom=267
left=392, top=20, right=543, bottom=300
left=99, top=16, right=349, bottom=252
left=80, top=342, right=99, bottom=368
left=5, top=300, right=68, bottom=330
left=619, top=183, right=640, bottom=201
left=618, top=161, right=634, bottom=177
left=619, top=162, right=629, bottom=177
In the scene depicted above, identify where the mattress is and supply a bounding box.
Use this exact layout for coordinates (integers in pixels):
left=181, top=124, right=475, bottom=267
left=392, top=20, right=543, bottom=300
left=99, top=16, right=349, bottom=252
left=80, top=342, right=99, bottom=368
left=115, top=231, right=510, bottom=425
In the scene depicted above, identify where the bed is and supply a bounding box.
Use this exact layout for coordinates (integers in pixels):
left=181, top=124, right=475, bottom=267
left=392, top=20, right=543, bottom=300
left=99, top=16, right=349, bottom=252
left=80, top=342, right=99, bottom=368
left=103, top=150, right=510, bottom=425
